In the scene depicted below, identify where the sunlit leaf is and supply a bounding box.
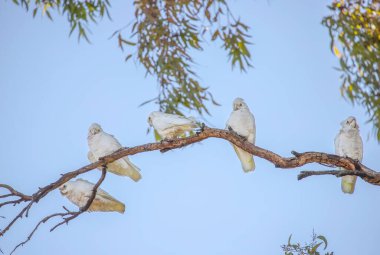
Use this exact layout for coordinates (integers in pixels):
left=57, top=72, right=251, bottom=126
left=333, top=45, right=342, bottom=58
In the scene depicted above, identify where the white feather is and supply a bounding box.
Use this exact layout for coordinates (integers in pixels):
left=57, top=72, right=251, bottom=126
left=335, top=116, right=363, bottom=194
left=148, top=111, right=198, bottom=139
left=226, top=98, right=256, bottom=172
left=59, top=179, right=125, bottom=213
left=87, top=123, right=141, bottom=182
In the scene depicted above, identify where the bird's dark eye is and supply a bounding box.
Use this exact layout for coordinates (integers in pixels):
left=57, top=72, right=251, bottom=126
left=63, top=185, right=66, bottom=189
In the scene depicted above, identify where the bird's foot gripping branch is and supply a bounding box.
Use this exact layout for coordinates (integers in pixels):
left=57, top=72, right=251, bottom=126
left=0, top=126, right=379, bottom=253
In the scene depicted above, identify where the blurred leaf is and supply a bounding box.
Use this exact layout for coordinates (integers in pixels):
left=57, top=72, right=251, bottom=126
left=11, top=0, right=253, bottom=117
left=333, top=45, right=342, bottom=58
left=288, top=234, right=292, bottom=245
left=310, top=242, right=322, bottom=254
left=322, top=0, right=380, bottom=141
left=282, top=231, right=333, bottom=255
left=317, top=235, right=328, bottom=250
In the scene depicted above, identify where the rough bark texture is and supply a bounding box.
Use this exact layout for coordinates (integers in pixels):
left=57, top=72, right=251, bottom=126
left=1, top=126, right=379, bottom=252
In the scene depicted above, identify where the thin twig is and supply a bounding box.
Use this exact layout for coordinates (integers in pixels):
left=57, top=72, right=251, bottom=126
left=298, top=170, right=372, bottom=180
left=10, top=167, right=108, bottom=254
left=0, top=184, right=32, bottom=200
left=1, top=126, right=379, bottom=252
left=0, top=184, right=32, bottom=208
left=0, top=199, right=24, bottom=208
left=50, top=166, right=107, bottom=232
left=10, top=212, right=68, bottom=255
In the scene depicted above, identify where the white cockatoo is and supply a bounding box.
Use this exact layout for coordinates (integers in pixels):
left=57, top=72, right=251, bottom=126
left=59, top=179, right=125, bottom=213
left=87, top=123, right=141, bottom=182
left=335, top=116, right=363, bottom=194
left=147, top=111, right=198, bottom=140
left=226, top=98, right=256, bottom=172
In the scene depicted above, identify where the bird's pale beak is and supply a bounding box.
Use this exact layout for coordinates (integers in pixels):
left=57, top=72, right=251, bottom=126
left=59, top=185, right=67, bottom=195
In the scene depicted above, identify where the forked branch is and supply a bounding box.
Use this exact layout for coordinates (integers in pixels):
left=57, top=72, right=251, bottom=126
left=1, top=126, right=379, bottom=253
left=10, top=167, right=107, bottom=254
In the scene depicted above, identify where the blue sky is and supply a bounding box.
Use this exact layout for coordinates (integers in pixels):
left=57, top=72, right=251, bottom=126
left=1, top=0, right=380, bottom=254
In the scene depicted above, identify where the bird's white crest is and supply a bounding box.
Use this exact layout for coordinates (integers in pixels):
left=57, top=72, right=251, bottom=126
left=232, top=97, right=249, bottom=111
left=335, top=116, right=363, bottom=194
left=59, top=179, right=125, bottom=213
left=147, top=111, right=198, bottom=140
left=87, top=123, right=142, bottom=181
left=226, top=97, right=256, bottom=172
left=340, top=116, right=359, bottom=131
left=88, top=123, right=103, bottom=137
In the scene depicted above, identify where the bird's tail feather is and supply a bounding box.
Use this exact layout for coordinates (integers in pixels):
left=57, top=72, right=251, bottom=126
left=88, top=199, right=125, bottom=214
left=243, top=156, right=255, bottom=172
left=124, top=159, right=142, bottom=182
left=113, top=202, right=126, bottom=214
left=233, top=145, right=255, bottom=172
left=341, top=175, right=357, bottom=194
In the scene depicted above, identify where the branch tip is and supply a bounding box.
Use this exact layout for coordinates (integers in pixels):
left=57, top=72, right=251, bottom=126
left=291, top=151, right=301, bottom=157
left=1, top=127, right=379, bottom=253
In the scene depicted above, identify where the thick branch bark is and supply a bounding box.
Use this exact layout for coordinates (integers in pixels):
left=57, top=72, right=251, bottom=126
left=1, top=126, right=379, bottom=252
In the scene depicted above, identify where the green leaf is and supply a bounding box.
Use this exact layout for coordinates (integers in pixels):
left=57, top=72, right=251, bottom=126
left=310, top=242, right=322, bottom=254
left=125, top=54, right=133, bottom=62
left=211, top=30, right=219, bottom=41
left=317, top=235, right=328, bottom=250
left=45, top=10, right=53, bottom=21
left=288, top=234, right=292, bottom=245
left=32, top=7, right=38, bottom=17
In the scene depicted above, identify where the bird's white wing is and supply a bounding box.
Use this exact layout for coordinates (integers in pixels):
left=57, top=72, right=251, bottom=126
left=347, top=133, right=363, bottom=162
left=87, top=151, right=102, bottom=171
left=88, top=151, right=97, bottom=163
left=151, top=112, right=198, bottom=139
left=74, top=179, right=125, bottom=213
left=153, top=112, right=197, bottom=131
left=226, top=109, right=256, bottom=172
left=334, top=131, right=343, bottom=156
left=95, top=189, right=121, bottom=204
left=75, top=178, right=96, bottom=191
left=95, top=132, right=123, bottom=156
left=88, top=145, right=141, bottom=181
left=109, top=157, right=142, bottom=181
left=335, top=130, right=362, bottom=194
left=226, top=109, right=255, bottom=138
left=232, top=145, right=255, bottom=172
left=88, top=131, right=141, bottom=181
left=357, top=135, right=363, bottom=162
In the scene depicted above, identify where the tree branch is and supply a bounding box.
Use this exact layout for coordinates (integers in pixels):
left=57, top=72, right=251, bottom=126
left=0, top=184, right=32, bottom=208
left=10, top=167, right=107, bottom=255
left=298, top=170, right=372, bottom=181
left=1, top=126, right=379, bottom=252
left=49, top=166, right=107, bottom=232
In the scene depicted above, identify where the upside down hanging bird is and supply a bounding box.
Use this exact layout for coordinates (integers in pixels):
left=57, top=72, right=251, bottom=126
left=226, top=98, right=256, bottom=172
left=335, top=116, right=363, bottom=194
left=59, top=178, right=125, bottom=213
